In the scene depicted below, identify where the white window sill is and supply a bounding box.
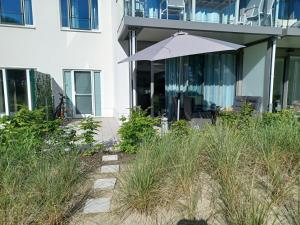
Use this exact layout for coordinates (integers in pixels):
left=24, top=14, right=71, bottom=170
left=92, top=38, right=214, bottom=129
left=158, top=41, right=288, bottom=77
left=0, top=23, right=35, bottom=29
left=61, top=27, right=101, bottom=34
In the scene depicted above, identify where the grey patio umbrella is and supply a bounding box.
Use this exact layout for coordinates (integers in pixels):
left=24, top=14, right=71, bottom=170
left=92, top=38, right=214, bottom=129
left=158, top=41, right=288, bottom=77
left=120, top=32, right=244, bottom=120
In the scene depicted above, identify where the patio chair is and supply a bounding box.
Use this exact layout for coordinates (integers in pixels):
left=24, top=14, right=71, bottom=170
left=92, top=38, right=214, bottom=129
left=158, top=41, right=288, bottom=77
left=240, top=0, right=264, bottom=26
left=160, top=0, right=185, bottom=20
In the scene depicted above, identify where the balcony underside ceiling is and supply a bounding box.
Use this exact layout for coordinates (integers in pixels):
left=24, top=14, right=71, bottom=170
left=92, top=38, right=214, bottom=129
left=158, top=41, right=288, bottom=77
left=136, top=28, right=272, bottom=46
left=278, top=36, right=300, bottom=49
left=119, top=16, right=283, bottom=46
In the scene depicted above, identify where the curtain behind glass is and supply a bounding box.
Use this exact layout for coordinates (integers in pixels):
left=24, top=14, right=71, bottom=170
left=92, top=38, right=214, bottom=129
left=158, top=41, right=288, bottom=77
left=165, top=57, right=180, bottom=119
left=60, top=0, right=69, bottom=27
left=24, top=0, right=33, bottom=25
left=165, top=53, right=236, bottom=119
left=91, top=0, right=99, bottom=29
left=0, top=0, right=23, bottom=24
left=0, top=71, right=5, bottom=113
left=288, top=57, right=300, bottom=105
left=70, top=0, right=90, bottom=29
left=203, top=53, right=236, bottom=110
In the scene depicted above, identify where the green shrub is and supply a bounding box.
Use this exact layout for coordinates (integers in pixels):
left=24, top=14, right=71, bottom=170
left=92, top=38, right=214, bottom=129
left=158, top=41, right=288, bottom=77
left=170, top=119, right=189, bottom=136
left=118, top=107, right=159, bottom=153
left=219, top=102, right=254, bottom=128
left=79, top=117, right=101, bottom=145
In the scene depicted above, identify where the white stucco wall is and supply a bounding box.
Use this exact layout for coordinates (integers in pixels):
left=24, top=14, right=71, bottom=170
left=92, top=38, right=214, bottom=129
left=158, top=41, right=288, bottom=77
left=0, top=0, right=130, bottom=118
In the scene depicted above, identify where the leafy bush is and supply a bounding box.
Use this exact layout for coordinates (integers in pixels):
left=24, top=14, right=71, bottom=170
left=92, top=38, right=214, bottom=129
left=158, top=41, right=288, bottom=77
left=79, top=117, right=101, bottom=145
left=219, top=102, right=254, bottom=127
left=118, top=107, right=159, bottom=154
left=170, top=119, right=189, bottom=136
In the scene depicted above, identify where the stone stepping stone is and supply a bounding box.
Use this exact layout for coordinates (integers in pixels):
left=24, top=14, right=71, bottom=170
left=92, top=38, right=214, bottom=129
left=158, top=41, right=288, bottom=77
left=94, top=178, right=117, bottom=190
left=102, top=155, right=118, bottom=162
left=100, top=165, right=119, bottom=173
left=83, top=197, right=111, bottom=214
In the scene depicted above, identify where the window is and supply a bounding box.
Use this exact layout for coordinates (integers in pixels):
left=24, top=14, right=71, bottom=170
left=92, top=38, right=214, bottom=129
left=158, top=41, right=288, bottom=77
left=0, top=0, right=33, bottom=25
left=63, top=70, right=101, bottom=117
left=60, top=0, right=99, bottom=30
left=6, top=69, right=28, bottom=113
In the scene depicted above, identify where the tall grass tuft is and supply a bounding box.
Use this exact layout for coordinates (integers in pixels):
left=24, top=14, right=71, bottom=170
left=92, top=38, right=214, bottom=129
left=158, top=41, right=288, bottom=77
left=117, top=110, right=300, bottom=225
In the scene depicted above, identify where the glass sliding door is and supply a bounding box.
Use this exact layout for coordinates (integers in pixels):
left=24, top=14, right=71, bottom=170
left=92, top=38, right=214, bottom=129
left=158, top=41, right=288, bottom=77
left=287, top=57, right=300, bottom=106
left=0, top=70, right=5, bottom=114
left=74, top=71, right=93, bottom=115
left=273, top=57, right=285, bottom=110
left=6, top=69, right=28, bottom=113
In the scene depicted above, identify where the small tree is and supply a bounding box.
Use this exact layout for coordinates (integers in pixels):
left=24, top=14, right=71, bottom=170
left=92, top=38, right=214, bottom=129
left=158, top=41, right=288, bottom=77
left=79, top=117, right=100, bottom=146
left=118, top=107, right=159, bottom=153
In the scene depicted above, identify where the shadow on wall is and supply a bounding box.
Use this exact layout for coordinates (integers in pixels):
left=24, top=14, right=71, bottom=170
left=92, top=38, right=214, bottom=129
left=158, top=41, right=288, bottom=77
left=177, top=219, right=208, bottom=225
left=52, top=78, right=64, bottom=107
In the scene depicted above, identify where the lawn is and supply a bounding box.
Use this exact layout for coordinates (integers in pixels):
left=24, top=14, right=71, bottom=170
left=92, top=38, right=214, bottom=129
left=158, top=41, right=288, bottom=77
left=116, top=108, right=300, bottom=225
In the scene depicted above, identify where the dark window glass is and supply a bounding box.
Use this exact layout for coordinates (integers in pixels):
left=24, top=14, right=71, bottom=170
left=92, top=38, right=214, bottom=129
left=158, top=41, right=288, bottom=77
left=0, top=0, right=23, bottom=25
left=70, top=0, right=90, bottom=30
left=60, top=0, right=69, bottom=27
left=6, top=69, right=28, bottom=113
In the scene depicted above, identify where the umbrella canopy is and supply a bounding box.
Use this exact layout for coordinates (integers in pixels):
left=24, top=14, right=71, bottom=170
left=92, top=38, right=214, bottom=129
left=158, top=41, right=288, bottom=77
left=119, top=32, right=245, bottom=63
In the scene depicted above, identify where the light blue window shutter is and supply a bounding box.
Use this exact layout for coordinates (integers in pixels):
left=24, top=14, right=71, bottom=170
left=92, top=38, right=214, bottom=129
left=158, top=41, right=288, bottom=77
left=24, top=0, right=33, bottom=25
left=94, top=72, right=101, bottom=116
left=91, top=0, right=99, bottom=29
left=63, top=71, right=73, bottom=117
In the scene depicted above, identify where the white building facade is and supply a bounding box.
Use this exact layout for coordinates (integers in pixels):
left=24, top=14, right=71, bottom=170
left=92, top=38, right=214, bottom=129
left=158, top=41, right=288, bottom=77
left=0, top=0, right=130, bottom=119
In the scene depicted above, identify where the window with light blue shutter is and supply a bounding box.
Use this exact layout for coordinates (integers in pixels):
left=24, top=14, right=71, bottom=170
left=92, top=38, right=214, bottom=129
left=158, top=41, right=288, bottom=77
left=63, top=71, right=73, bottom=117
left=94, top=72, right=101, bottom=116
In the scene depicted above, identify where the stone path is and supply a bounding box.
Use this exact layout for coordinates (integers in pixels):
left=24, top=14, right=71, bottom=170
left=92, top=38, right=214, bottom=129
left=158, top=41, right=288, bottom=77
left=81, top=154, right=119, bottom=216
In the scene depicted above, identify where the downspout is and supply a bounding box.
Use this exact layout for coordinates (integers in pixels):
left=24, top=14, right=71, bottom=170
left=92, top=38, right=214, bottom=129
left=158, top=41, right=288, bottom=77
left=269, top=37, right=277, bottom=112
left=129, top=30, right=137, bottom=108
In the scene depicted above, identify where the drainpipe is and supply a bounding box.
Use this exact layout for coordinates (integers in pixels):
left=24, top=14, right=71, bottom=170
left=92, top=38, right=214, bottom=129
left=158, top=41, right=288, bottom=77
left=2, top=69, right=9, bottom=115
left=269, top=37, right=277, bottom=112
left=129, top=30, right=137, bottom=108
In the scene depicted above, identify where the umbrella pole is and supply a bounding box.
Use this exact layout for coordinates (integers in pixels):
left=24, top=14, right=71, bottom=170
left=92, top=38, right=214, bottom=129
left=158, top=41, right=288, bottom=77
left=177, top=56, right=183, bottom=121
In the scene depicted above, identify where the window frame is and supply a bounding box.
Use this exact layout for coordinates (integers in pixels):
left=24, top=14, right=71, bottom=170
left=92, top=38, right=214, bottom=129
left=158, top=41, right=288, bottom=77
left=60, top=0, right=100, bottom=31
left=63, top=69, right=101, bottom=117
left=0, top=0, right=33, bottom=27
left=0, top=68, right=33, bottom=116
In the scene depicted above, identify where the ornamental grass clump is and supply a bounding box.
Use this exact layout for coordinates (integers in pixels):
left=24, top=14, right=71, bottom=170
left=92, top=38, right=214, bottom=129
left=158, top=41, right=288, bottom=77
left=0, top=108, right=86, bottom=225
left=117, top=108, right=300, bottom=225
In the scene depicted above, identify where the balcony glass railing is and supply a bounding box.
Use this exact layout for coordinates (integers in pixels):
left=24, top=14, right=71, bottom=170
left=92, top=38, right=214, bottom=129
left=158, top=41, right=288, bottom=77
left=276, top=0, right=300, bottom=28
left=124, top=0, right=300, bottom=28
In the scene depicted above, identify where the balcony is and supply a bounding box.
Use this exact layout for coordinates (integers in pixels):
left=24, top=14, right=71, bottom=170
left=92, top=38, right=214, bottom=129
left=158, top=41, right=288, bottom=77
left=123, top=0, right=300, bottom=29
